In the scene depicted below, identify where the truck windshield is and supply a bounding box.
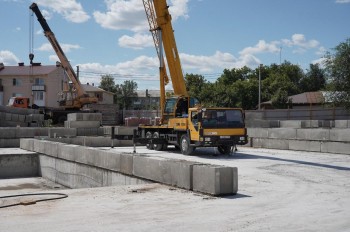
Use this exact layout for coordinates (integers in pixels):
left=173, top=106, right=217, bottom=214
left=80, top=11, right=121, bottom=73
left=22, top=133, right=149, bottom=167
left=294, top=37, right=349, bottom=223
left=201, top=109, right=244, bottom=128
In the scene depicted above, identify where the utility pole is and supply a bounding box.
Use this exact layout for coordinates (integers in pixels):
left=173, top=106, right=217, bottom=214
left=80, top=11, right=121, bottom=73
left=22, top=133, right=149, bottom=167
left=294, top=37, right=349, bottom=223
left=76, top=66, right=79, bottom=80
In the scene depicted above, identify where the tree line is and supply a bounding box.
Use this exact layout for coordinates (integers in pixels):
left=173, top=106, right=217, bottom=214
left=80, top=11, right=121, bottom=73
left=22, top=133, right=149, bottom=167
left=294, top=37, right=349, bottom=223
left=99, top=38, right=350, bottom=110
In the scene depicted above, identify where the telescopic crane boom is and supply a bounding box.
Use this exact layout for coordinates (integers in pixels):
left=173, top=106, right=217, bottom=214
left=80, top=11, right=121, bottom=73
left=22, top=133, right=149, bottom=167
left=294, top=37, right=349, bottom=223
left=30, top=2, right=97, bottom=109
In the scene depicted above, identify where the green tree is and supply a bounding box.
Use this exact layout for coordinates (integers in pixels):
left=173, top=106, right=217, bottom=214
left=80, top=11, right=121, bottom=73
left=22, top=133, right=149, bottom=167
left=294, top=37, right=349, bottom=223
left=115, top=80, right=138, bottom=110
left=99, top=75, right=116, bottom=93
left=299, top=63, right=326, bottom=92
left=184, top=73, right=207, bottom=102
left=325, top=38, right=350, bottom=108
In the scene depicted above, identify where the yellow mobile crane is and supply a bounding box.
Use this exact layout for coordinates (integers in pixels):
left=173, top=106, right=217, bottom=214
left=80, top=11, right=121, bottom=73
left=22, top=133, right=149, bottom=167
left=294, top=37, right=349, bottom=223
left=30, top=3, right=98, bottom=109
left=134, top=0, right=248, bottom=155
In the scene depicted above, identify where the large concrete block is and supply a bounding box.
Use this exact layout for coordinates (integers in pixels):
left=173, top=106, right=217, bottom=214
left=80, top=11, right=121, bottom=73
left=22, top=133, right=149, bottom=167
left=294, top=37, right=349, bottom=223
left=0, top=128, right=16, bottom=139
left=247, top=128, right=268, bottom=138
left=280, top=120, right=302, bottom=128
left=296, top=129, right=330, bottom=141
left=266, top=139, right=289, bottom=150
left=48, top=128, right=76, bottom=138
left=321, top=141, right=350, bottom=155
left=120, top=153, right=134, bottom=175
left=301, top=120, right=320, bottom=128
left=96, top=150, right=121, bottom=171
left=268, top=128, right=297, bottom=139
left=289, top=140, right=321, bottom=152
left=83, top=137, right=112, bottom=147
left=16, top=128, right=48, bottom=138
left=0, top=138, right=20, bottom=148
left=76, top=128, right=104, bottom=136
left=64, top=120, right=101, bottom=128
left=133, top=155, right=196, bottom=190
left=329, top=129, right=350, bottom=142
left=193, top=164, right=238, bottom=195
left=20, top=138, right=35, bottom=151
left=67, top=113, right=102, bottom=121
left=334, top=120, right=349, bottom=128
left=58, top=143, right=80, bottom=161
left=251, top=138, right=267, bottom=148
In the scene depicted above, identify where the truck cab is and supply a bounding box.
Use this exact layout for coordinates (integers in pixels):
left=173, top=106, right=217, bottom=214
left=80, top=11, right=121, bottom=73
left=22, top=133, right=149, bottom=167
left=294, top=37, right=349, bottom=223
left=7, top=97, right=30, bottom=108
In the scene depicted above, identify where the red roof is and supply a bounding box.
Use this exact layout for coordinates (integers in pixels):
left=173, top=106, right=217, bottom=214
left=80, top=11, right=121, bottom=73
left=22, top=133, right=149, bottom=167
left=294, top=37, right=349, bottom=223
left=0, top=65, right=59, bottom=76
left=288, top=92, right=324, bottom=104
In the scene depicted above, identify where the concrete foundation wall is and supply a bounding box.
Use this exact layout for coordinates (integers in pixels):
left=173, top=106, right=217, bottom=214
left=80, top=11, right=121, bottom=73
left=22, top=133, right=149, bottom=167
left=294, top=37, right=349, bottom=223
left=20, top=139, right=239, bottom=195
left=0, top=153, right=39, bottom=178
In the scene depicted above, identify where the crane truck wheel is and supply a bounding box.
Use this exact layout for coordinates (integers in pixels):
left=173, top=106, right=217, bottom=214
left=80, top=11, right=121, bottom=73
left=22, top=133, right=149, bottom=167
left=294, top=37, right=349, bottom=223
left=180, top=135, right=195, bottom=155
left=217, top=145, right=232, bottom=155
left=146, top=131, right=153, bottom=150
left=152, top=132, right=164, bottom=151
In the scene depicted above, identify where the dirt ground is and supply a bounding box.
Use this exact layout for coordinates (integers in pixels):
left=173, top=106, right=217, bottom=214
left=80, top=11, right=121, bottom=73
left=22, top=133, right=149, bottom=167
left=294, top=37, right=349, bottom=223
left=1, top=147, right=350, bottom=232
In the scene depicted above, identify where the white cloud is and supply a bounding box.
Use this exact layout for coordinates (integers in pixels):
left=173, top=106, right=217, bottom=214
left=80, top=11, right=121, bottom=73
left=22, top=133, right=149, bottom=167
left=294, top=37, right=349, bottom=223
left=37, top=43, right=82, bottom=53
left=316, top=46, right=327, bottom=56
left=93, top=0, right=146, bottom=32
left=93, top=0, right=190, bottom=32
left=239, top=40, right=281, bottom=56
left=118, top=33, right=153, bottom=49
left=0, top=50, right=20, bottom=65
left=335, top=0, right=350, bottom=3
left=169, top=0, right=189, bottom=20
left=34, top=0, right=90, bottom=23
left=282, top=34, right=319, bottom=49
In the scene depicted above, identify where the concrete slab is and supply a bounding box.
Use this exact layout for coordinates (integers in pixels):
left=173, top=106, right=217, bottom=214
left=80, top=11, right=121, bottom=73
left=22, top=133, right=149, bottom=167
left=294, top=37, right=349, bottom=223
left=0, top=153, right=39, bottom=178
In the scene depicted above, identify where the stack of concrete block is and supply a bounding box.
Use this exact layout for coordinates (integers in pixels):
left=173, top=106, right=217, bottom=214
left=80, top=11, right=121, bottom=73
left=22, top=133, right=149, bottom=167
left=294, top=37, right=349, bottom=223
left=20, top=139, right=239, bottom=196
left=247, top=127, right=350, bottom=155
left=0, top=106, right=45, bottom=127
left=0, top=127, right=47, bottom=147
left=64, top=113, right=102, bottom=128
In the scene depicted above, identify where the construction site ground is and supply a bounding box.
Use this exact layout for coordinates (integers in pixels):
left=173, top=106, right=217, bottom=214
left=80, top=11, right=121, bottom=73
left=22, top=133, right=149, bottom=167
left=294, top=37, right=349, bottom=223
left=1, top=146, right=350, bottom=232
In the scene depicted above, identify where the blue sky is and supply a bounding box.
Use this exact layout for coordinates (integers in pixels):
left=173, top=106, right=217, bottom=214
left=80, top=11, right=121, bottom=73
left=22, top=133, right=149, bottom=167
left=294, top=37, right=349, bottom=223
left=0, top=0, right=349, bottom=90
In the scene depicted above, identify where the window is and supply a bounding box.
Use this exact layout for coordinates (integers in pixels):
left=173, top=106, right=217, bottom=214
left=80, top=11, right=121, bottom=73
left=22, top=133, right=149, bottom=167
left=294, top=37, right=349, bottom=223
left=13, top=78, right=22, bottom=86
left=34, top=91, right=44, bottom=101
left=34, top=78, right=44, bottom=85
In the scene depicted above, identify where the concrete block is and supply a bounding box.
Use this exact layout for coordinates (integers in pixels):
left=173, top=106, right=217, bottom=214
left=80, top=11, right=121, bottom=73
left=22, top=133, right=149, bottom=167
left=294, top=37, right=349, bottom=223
left=334, top=120, right=349, bottom=128
left=296, top=129, right=330, bottom=141
left=133, top=155, right=196, bottom=190
left=11, top=114, right=19, bottom=121
left=301, top=120, right=320, bottom=128
left=319, top=120, right=335, bottom=128
left=5, top=113, right=11, bottom=121
left=58, top=143, right=80, bottom=161
left=268, top=128, right=297, bottom=139
left=330, top=129, right=350, bottom=142
left=16, top=128, right=48, bottom=138
left=0, top=153, right=39, bottom=178
left=321, top=141, right=350, bottom=155
left=251, top=138, right=267, bottom=148
left=20, top=138, right=35, bottom=151
left=96, top=150, right=121, bottom=171
left=83, top=137, right=112, bottom=147
left=48, top=128, right=76, bottom=138
left=289, top=140, right=321, bottom=152
left=247, top=128, right=268, bottom=138
left=67, top=113, right=102, bottom=121
left=74, top=146, right=99, bottom=166
left=266, top=139, right=289, bottom=150
left=64, top=120, right=101, bottom=128
left=193, top=164, right=238, bottom=195
left=18, top=114, right=26, bottom=122
left=280, top=120, right=302, bottom=128
left=0, top=128, right=16, bottom=139
left=120, top=153, right=134, bottom=175
left=76, top=128, right=104, bottom=136
left=0, top=138, right=20, bottom=148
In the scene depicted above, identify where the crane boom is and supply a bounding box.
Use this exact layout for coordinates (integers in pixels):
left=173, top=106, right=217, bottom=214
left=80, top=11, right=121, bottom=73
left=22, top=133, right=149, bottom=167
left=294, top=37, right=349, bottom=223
left=142, top=0, right=188, bottom=97
left=30, top=2, right=97, bottom=109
